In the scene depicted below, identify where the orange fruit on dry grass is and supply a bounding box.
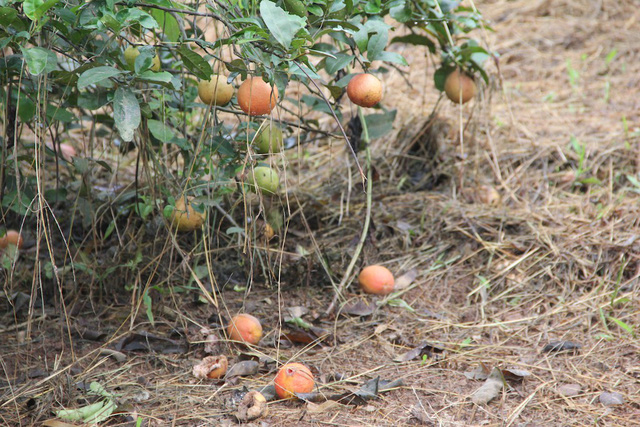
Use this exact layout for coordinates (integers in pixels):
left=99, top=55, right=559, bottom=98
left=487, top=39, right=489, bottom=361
left=347, top=73, right=383, bottom=108
left=358, top=265, right=394, bottom=295
left=444, top=69, right=477, bottom=104
left=171, top=197, right=206, bottom=232
left=0, top=230, right=23, bottom=249
left=206, top=355, right=228, bottom=379
left=237, top=77, right=278, bottom=116
left=227, top=313, right=263, bottom=345
left=274, top=362, right=315, bottom=399
left=198, top=75, right=234, bottom=106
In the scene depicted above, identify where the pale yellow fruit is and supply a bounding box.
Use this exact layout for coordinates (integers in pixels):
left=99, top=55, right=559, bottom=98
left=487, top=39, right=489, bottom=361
left=171, top=197, right=205, bottom=232
left=198, top=75, right=234, bottom=106
left=124, top=46, right=161, bottom=72
left=252, top=167, right=279, bottom=195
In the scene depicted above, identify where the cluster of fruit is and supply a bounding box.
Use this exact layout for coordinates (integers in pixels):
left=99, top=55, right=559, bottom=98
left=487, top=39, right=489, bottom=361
left=201, top=264, right=395, bottom=399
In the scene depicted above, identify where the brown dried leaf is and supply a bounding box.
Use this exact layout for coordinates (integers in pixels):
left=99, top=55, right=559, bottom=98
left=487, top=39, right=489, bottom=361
left=394, top=269, right=418, bottom=291
left=225, top=360, right=260, bottom=379
left=542, top=340, right=582, bottom=353
left=341, top=299, right=376, bottom=317
left=471, top=368, right=504, bottom=405
left=394, top=342, right=446, bottom=362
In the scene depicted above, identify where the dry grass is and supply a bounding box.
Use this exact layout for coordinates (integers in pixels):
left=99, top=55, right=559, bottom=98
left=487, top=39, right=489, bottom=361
left=2, top=0, right=640, bottom=426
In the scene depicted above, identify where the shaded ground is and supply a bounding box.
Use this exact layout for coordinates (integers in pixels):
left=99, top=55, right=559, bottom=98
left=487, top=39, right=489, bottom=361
left=2, top=0, right=640, bottom=426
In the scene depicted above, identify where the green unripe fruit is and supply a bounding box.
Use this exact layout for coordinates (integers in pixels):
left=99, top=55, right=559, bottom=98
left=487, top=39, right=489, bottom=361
left=124, top=46, right=161, bottom=72
left=283, top=0, right=307, bottom=17
left=255, top=124, right=283, bottom=154
left=252, top=166, right=279, bottom=195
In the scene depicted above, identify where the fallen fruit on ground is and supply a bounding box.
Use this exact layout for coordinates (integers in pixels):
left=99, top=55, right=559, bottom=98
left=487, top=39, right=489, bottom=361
left=124, top=46, right=161, bottom=72
left=236, top=391, right=268, bottom=423
left=0, top=230, right=23, bottom=249
left=359, top=265, right=395, bottom=295
left=227, top=313, right=263, bottom=345
left=192, top=355, right=228, bottom=379
left=171, top=197, right=205, bottom=232
left=237, top=77, right=278, bottom=116
left=254, top=122, right=283, bottom=154
left=347, top=73, right=383, bottom=108
left=198, top=75, right=234, bottom=106
left=444, top=69, right=477, bottom=104
left=274, top=362, right=315, bottom=399
left=252, top=166, right=279, bottom=195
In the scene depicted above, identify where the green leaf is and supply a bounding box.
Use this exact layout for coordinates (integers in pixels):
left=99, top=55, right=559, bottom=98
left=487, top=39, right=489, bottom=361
left=390, top=34, right=435, bottom=53
left=113, top=87, right=140, bottom=142
left=324, top=52, right=353, bottom=74
left=376, top=51, right=408, bottom=66
left=46, top=104, right=74, bottom=122
left=34, top=0, right=58, bottom=21
left=150, top=9, right=180, bottom=42
left=23, top=0, right=44, bottom=21
left=0, top=7, right=18, bottom=26
left=364, top=109, right=396, bottom=139
left=260, top=0, right=306, bottom=49
left=143, top=290, right=154, bottom=326
left=147, top=119, right=175, bottom=143
left=177, top=46, right=212, bottom=80
left=77, top=66, right=122, bottom=89
left=21, top=47, right=57, bottom=75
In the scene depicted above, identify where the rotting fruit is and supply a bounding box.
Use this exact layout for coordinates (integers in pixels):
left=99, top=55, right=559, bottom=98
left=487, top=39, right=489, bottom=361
left=198, top=75, right=234, bottom=107
left=0, top=230, right=23, bottom=249
left=444, top=69, right=477, bottom=104
left=236, top=391, right=268, bottom=423
left=227, top=313, right=263, bottom=345
left=274, top=362, right=315, bottom=399
left=124, top=46, right=161, bottom=72
left=206, top=355, right=228, bottom=379
left=171, top=197, right=206, bottom=232
left=347, top=73, right=383, bottom=108
left=358, top=265, right=395, bottom=295
left=254, top=123, right=283, bottom=154
left=252, top=166, right=279, bottom=195
left=237, top=77, right=278, bottom=116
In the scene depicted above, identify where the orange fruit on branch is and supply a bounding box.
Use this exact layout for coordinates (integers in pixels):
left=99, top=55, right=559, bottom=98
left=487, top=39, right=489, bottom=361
left=237, top=77, right=278, bottom=116
left=347, top=73, right=383, bottom=108
left=444, top=69, right=477, bottom=104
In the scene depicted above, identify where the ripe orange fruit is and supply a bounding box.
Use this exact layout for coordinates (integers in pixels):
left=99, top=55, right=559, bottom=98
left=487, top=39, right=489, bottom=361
left=227, top=313, right=263, bottom=345
left=206, top=355, right=229, bottom=379
left=171, top=197, right=206, bottom=232
left=444, top=69, right=477, bottom=104
left=358, top=265, right=394, bottom=295
left=237, top=77, right=278, bottom=116
left=198, top=75, right=234, bottom=106
left=0, top=230, right=23, bottom=249
left=274, top=362, right=315, bottom=399
left=347, top=73, right=382, bottom=108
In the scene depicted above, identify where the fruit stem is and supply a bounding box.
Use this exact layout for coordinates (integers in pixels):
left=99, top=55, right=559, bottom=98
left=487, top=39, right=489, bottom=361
left=326, top=107, right=373, bottom=316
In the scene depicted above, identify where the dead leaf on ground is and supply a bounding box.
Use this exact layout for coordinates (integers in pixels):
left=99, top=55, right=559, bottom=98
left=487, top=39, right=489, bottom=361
left=328, top=377, right=405, bottom=406
left=502, top=368, right=531, bottom=383
left=409, top=404, right=434, bottom=426
left=394, top=269, right=418, bottom=290
left=114, top=331, right=186, bottom=354
left=42, top=420, right=80, bottom=427
left=280, top=326, right=331, bottom=346
left=394, top=342, right=446, bottom=362
left=340, top=299, right=376, bottom=317
left=471, top=368, right=504, bottom=405
left=542, top=340, right=582, bottom=353
left=225, top=360, right=260, bottom=379
left=464, top=364, right=490, bottom=380
left=558, top=384, right=582, bottom=397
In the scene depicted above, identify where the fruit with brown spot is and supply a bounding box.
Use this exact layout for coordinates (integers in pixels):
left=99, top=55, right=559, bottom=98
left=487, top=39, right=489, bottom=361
left=237, top=77, right=278, bottom=116
left=227, top=313, right=263, bottom=345
left=347, top=73, right=383, bottom=108
left=444, top=69, right=477, bottom=104
left=274, top=362, right=315, bottom=399
left=358, top=265, right=394, bottom=295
